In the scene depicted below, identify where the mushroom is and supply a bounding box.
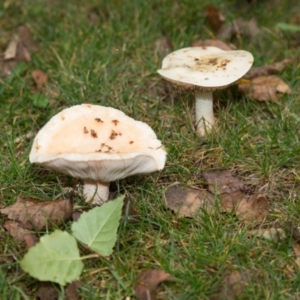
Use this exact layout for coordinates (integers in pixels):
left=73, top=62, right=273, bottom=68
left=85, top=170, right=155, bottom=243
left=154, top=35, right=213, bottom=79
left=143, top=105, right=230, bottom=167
left=29, top=104, right=167, bottom=205
left=157, top=46, right=254, bottom=136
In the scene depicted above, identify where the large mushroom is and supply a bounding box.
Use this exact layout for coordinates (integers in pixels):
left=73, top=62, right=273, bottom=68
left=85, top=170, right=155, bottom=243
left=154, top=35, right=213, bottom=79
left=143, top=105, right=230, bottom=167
left=29, top=104, right=167, bottom=205
left=157, top=46, right=254, bottom=136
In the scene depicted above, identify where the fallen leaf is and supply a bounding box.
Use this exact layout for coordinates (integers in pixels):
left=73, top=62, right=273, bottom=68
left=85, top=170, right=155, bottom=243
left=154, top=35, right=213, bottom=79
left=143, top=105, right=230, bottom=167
left=238, top=75, right=292, bottom=101
left=154, top=36, right=173, bottom=57
left=24, top=234, right=39, bottom=249
left=65, top=280, right=81, bottom=300
left=3, top=220, right=34, bottom=242
left=213, top=270, right=253, bottom=300
left=1, top=25, right=38, bottom=77
left=218, top=18, right=260, bottom=41
left=192, top=39, right=233, bottom=51
left=203, top=170, right=269, bottom=224
left=0, top=197, right=73, bottom=230
left=3, top=34, right=19, bottom=60
left=203, top=170, right=244, bottom=195
left=164, top=184, right=215, bottom=218
left=32, top=69, right=49, bottom=90
left=38, top=283, right=59, bottom=300
left=204, top=5, right=225, bottom=33
left=134, top=269, right=173, bottom=300
left=244, top=58, right=294, bottom=79
left=236, top=194, right=269, bottom=224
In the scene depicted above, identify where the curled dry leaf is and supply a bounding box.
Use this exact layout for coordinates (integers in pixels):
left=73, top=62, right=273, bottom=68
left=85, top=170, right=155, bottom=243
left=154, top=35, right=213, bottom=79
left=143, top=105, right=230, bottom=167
left=134, top=269, right=173, bottom=300
left=213, top=270, right=254, bottom=300
left=192, top=39, right=233, bottom=51
left=3, top=220, right=34, bottom=242
left=65, top=280, right=82, bottom=300
left=165, top=184, right=215, bottom=218
left=238, top=75, right=292, bottom=102
left=0, top=196, right=73, bottom=230
left=203, top=170, right=244, bottom=195
left=204, top=5, right=225, bottom=33
left=32, top=69, right=49, bottom=90
left=203, top=170, right=269, bottom=224
left=218, top=18, right=260, bottom=41
left=154, top=36, right=173, bottom=57
left=1, top=25, right=38, bottom=78
left=244, top=58, right=294, bottom=79
left=235, top=194, right=269, bottom=224
left=38, top=283, right=59, bottom=300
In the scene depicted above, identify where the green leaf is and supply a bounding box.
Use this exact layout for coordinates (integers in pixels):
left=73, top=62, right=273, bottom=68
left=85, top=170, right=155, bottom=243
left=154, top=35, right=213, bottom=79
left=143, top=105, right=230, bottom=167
left=20, top=230, right=83, bottom=286
left=31, top=93, right=49, bottom=108
left=72, top=196, right=124, bottom=256
left=277, top=22, right=300, bottom=32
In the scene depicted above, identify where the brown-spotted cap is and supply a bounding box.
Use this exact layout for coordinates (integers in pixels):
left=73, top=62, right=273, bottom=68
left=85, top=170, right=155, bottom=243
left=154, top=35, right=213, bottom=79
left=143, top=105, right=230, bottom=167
left=157, top=46, right=254, bottom=91
left=29, top=104, right=166, bottom=182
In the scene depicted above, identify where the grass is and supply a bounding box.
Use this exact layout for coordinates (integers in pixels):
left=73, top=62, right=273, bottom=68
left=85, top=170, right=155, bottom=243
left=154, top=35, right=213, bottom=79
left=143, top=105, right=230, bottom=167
left=1, top=0, right=300, bottom=298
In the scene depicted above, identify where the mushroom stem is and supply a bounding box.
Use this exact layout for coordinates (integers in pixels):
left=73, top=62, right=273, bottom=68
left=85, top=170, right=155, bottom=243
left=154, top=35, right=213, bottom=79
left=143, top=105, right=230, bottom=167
left=195, top=91, right=214, bottom=137
left=83, top=180, right=110, bottom=205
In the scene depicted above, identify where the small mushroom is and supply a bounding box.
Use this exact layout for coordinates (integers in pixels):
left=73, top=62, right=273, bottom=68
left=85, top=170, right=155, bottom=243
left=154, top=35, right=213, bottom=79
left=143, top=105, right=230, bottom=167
left=157, top=46, right=254, bottom=136
left=29, top=104, right=167, bottom=205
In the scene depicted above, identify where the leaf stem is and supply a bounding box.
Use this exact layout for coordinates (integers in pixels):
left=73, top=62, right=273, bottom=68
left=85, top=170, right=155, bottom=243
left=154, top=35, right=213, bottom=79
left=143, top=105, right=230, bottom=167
left=80, top=254, right=100, bottom=260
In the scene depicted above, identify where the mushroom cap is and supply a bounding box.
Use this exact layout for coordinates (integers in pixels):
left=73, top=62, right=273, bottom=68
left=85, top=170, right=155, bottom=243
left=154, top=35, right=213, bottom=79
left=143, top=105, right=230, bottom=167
left=29, top=104, right=166, bottom=182
left=157, top=46, right=254, bottom=91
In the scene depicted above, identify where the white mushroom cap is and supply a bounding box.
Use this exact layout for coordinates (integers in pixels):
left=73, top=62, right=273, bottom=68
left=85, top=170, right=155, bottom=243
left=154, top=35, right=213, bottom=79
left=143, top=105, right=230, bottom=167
left=30, top=104, right=166, bottom=203
left=157, top=46, right=254, bottom=90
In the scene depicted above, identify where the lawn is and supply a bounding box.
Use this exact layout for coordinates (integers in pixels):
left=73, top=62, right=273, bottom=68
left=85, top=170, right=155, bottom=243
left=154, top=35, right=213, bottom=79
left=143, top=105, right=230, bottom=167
left=1, top=0, right=300, bottom=299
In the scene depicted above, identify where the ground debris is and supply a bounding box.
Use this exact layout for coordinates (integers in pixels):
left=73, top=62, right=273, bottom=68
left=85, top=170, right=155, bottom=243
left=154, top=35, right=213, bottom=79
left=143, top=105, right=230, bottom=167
left=238, top=75, right=292, bottom=102
left=211, top=269, right=254, bottom=300
left=134, top=269, right=173, bottom=300
left=0, top=196, right=73, bottom=231
left=244, top=58, right=294, bottom=79
left=164, top=184, right=215, bottom=218
left=0, top=25, right=38, bottom=78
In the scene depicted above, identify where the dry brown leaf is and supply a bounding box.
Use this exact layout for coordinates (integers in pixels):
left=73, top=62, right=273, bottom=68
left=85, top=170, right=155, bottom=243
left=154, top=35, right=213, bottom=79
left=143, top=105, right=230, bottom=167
left=154, top=36, right=173, bottom=57
left=213, top=270, right=253, bottom=300
left=134, top=269, right=173, bottom=300
left=38, top=283, right=59, bottom=300
left=4, top=34, right=19, bottom=60
left=238, top=75, right=292, bottom=102
left=65, top=280, right=81, bottom=300
left=204, top=5, right=225, bottom=33
left=244, top=58, right=294, bottom=79
left=236, top=194, right=269, bottom=224
left=1, top=25, right=38, bottom=78
left=165, top=184, right=215, bottom=218
left=203, top=170, right=244, bottom=195
left=218, top=18, right=259, bottom=41
left=219, top=191, right=245, bottom=212
left=0, top=196, right=73, bottom=230
left=32, top=69, right=49, bottom=90
left=191, top=39, right=233, bottom=51
left=3, top=220, right=34, bottom=242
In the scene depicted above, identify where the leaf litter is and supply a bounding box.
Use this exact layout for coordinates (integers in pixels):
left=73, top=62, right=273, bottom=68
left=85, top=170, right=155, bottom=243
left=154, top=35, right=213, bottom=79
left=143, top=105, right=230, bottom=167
left=134, top=269, right=173, bottom=300
left=165, top=170, right=269, bottom=225
left=0, top=25, right=38, bottom=77
left=0, top=196, right=73, bottom=231
left=238, top=75, right=292, bottom=102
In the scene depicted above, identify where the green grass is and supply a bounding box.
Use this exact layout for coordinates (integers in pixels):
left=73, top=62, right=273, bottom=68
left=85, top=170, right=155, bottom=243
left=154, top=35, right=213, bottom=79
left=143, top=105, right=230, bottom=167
left=1, top=0, right=300, bottom=298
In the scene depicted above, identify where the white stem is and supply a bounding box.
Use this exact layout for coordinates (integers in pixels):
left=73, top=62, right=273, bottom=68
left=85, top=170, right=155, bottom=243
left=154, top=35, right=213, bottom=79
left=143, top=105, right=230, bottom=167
left=195, top=91, right=215, bottom=137
left=83, top=180, right=110, bottom=205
